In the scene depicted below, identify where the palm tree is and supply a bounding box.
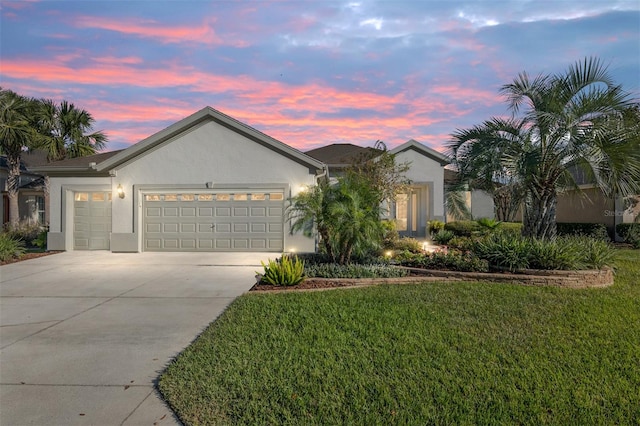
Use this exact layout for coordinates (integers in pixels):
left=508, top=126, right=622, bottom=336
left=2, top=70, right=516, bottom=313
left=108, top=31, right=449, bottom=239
left=449, top=57, right=640, bottom=238
left=448, top=117, right=528, bottom=222
left=0, top=88, right=39, bottom=226
left=33, top=99, right=107, bottom=223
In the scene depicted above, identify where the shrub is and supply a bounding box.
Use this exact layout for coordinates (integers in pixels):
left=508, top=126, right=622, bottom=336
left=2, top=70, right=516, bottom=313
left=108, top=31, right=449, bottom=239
left=258, top=255, right=305, bottom=286
left=0, top=233, right=26, bottom=262
left=527, top=238, right=580, bottom=270
left=32, top=229, right=48, bottom=250
left=557, top=222, right=610, bottom=241
left=396, top=250, right=489, bottom=272
left=444, top=220, right=482, bottom=237
left=500, top=222, right=523, bottom=236
left=447, top=236, right=474, bottom=251
left=473, top=233, right=531, bottom=271
left=616, top=223, right=640, bottom=248
left=427, top=220, right=445, bottom=235
left=381, top=219, right=399, bottom=249
left=305, top=263, right=409, bottom=278
left=432, top=230, right=455, bottom=245
left=392, top=237, right=424, bottom=253
left=476, top=217, right=502, bottom=231
left=570, top=236, right=616, bottom=269
left=3, top=222, right=43, bottom=247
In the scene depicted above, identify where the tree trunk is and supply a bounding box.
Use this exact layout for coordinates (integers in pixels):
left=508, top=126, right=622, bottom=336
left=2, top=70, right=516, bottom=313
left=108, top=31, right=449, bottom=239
left=6, top=154, right=21, bottom=227
left=523, top=188, right=557, bottom=239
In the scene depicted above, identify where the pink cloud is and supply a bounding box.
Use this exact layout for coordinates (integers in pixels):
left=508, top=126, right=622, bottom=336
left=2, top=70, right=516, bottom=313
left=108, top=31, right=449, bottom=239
left=72, top=15, right=228, bottom=45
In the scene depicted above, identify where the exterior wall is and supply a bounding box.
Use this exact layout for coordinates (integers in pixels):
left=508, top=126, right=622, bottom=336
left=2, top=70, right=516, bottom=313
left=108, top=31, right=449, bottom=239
left=471, top=190, right=494, bottom=219
left=394, top=148, right=446, bottom=223
left=48, top=120, right=318, bottom=252
left=556, top=188, right=616, bottom=231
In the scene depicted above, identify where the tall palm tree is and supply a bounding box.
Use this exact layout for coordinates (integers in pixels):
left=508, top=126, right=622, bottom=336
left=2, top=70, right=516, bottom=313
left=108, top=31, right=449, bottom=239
left=0, top=88, right=39, bottom=226
left=35, top=99, right=107, bottom=161
left=449, top=57, right=640, bottom=238
left=448, top=117, right=528, bottom=222
left=33, top=99, right=107, bottom=223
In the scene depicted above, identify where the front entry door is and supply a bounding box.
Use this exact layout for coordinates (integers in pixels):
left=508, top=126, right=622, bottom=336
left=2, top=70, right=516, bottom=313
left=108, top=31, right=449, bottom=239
left=396, top=189, right=420, bottom=237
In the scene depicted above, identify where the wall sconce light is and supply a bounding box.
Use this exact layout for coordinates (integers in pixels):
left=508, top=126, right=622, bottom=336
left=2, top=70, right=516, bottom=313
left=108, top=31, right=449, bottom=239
left=116, top=184, right=125, bottom=199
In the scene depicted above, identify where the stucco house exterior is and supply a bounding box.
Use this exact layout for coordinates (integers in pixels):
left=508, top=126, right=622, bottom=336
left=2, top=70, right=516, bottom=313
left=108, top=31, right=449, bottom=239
left=33, top=107, right=325, bottom=252
left=34, top=107, right=449, bottom=252
left=306, top=139, right=449, bottom=239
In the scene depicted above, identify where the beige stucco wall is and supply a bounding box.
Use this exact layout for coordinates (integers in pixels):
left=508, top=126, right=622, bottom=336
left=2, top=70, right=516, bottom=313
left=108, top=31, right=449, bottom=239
left=556, top=188, right=616, bottom=230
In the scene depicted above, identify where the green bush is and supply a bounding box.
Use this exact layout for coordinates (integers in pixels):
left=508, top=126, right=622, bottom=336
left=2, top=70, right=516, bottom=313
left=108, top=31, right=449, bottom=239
left=473, top=233, right=531, bottom=271
left=0, top=233, right=26, bottom=262
left=616, top=223, right=640, bottom=248
left=500, top=222, right=523, bottom=236
left=444, top=220, right=482, bottom=237
left=258, top=255, right=305, bottom=286
left=557, top=222, right=610, bottom=241
left=476, top=217, right=501, bottom=231
left=527, top=238, right=580, bottom=270
left=392, top=237, right=423, bottom=253
left=3, top=222, right=43, bottom=247
left=571, top=236, right=617, bottom=269
left=381, top=219, right=400, bottom=249
left=305, top=263, right=409, bottom=279
left=396, top=249, right=489, bottom=272
left=427, top=220, right=445, bottom=235
left=432, top=230, right=455, bottom=245
left=447, top=236, right=474, bottom=252
left=32, top=228, right=48, bottom=250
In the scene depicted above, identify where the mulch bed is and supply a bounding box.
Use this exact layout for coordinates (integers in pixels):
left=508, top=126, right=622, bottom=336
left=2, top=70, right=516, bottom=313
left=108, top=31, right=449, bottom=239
left=0, top=251, right=63, bottom=266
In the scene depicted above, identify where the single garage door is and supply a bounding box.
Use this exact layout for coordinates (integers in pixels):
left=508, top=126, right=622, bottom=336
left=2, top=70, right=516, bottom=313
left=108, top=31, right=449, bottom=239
left=143, top=190, right=284, bottom=252
left=74, top=191, right=112, bottom=250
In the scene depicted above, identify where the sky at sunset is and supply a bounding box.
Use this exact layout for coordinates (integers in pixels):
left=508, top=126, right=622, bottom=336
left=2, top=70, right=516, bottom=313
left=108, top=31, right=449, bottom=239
left=1, top=0, right=639, bottom=153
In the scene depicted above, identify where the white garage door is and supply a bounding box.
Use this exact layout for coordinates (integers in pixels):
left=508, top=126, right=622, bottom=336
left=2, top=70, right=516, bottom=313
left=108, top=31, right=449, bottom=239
left=74, top=191, right=112, bottom=250
left=143, top=191, right=284, bottom=252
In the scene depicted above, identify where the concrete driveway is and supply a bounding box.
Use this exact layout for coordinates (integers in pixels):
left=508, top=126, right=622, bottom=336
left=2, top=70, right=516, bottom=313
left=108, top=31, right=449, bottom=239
left=0, top=251, right=265, bottom=425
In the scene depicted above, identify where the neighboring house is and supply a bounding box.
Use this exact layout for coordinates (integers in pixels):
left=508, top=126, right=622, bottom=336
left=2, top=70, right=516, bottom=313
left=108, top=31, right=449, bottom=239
left=443, top=168, right=495, bottom=222
left=0, top=151, right=48, bottom=226
left=33, top=107, right=325, bottom=252
left=307, top=139, right=449, bottom=238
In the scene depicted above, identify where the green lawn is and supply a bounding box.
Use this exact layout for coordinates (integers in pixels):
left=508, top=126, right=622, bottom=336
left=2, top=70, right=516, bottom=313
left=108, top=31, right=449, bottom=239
left=158, top=250, right=640, bottom=425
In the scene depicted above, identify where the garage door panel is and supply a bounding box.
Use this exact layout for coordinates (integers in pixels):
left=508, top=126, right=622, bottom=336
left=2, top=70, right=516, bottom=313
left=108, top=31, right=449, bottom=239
left=74, top=191, right=111, bottom=250
left=233, top=207, right=249, bottom=216
left=251, top=223, right=266, bottom=233
left=146, top=223, right=161, bottom=233
left=233, top=223, right=249, bottom=233
left=163, top=223, right=179, bottom=233
left=143, top=190, right=284, bottom=252
left=251, top=207, right=266, bottom=216
left=198, top=223, right=214, bottom=232
left=146, top=207, right=161, bottom=217
left=198, top=239, right=214, bottom=249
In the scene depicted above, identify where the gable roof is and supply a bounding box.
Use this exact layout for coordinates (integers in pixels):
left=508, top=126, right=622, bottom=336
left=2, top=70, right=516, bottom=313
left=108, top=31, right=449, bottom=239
left=305, top=143, right=380, bottom=168
left=33, top=107, right=325, bottom=175
left=389, top=139, right=449, bottom=166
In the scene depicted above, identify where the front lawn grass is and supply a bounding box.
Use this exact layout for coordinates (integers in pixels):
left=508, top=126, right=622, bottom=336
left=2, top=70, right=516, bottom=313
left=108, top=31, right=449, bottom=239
left=159, top=249, right=640, bottom=425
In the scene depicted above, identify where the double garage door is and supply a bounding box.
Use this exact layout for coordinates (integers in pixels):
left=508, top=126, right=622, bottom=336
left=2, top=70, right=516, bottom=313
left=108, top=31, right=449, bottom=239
left=143, top=190, right=284, bottom=252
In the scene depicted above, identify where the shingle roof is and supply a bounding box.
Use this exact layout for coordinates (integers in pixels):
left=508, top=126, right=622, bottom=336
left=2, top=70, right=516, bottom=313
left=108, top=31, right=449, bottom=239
left=305, top=143, right=380, bottom=166
left=34, top=150, right=123, bottom=168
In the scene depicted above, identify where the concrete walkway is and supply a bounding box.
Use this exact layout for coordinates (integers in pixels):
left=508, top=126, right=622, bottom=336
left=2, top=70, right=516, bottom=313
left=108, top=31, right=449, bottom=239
left=0, top=251, right=265, bottom=425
